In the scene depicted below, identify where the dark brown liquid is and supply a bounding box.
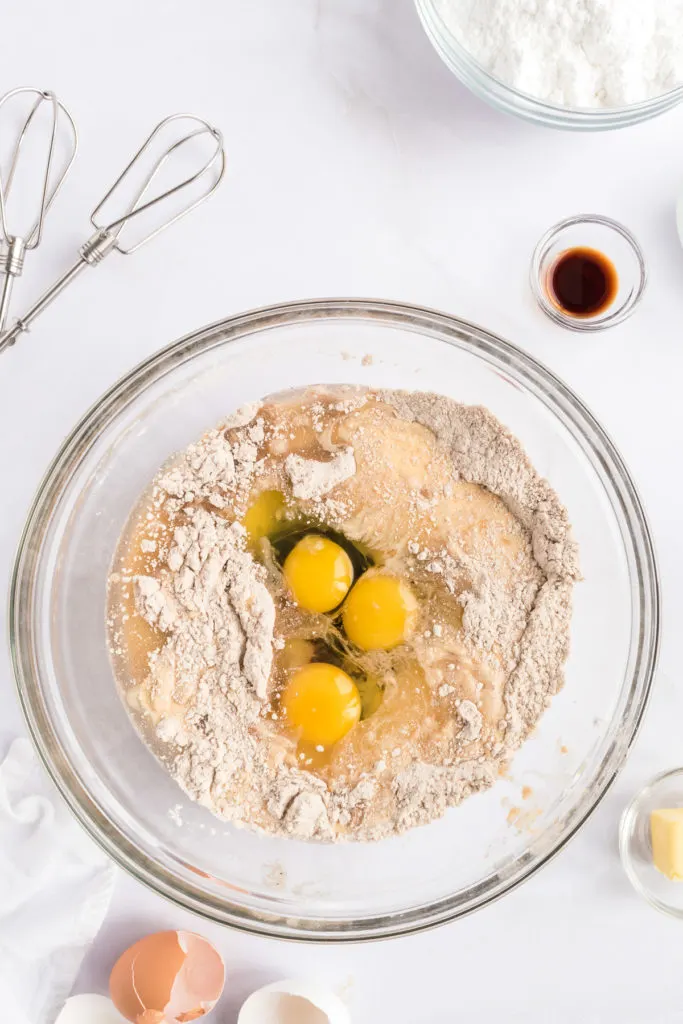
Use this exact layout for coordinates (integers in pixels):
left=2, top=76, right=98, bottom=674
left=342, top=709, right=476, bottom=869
left=549, top=247, right=618, bottom=317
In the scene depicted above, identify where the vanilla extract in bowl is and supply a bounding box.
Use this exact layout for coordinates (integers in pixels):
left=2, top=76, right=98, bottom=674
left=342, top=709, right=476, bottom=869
left=548, top=247, right=618, bottom=318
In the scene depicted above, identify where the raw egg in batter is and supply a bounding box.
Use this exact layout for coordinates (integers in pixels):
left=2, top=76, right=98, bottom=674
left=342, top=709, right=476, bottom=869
left=281, top=662, right=361, bottom=747
left=243, top=489, right=288, bottom=547
left=342, top=573, right=417, bottom=650
left=279, top=636, right=316, bottom=670
left=283, top=534, right=353, bottom=613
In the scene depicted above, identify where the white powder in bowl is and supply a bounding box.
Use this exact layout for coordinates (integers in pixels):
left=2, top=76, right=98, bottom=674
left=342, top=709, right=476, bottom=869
left=433, top=0, right=683, bottom=109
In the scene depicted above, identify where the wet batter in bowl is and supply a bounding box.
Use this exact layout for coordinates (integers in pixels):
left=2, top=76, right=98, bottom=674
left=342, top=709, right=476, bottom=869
left=107, top=388, right=580, bottom=841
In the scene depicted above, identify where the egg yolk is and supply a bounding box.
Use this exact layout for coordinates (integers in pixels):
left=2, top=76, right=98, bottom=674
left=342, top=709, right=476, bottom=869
left=243, top=490, right=287, bottom=548
left=281, top=662, right=362, bottom=747
left=283, top=535, right=354, bottom=613
left=279, top=637, right=315, bottom=670
left=342, top=574, right=417, bottom=650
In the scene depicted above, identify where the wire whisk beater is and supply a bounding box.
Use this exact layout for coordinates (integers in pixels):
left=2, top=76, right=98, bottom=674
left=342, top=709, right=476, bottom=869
left=0, top=87, right=77, bottom=333
left=0, top=113, right=226, bottom=355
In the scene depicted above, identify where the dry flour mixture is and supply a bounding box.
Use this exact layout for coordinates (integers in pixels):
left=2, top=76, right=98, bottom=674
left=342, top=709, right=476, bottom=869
left=107, top=388, right=579, bottom=842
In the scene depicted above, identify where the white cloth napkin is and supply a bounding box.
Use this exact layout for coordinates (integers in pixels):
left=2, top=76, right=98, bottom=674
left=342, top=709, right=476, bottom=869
left=0, top=737, right=116, bottom=1024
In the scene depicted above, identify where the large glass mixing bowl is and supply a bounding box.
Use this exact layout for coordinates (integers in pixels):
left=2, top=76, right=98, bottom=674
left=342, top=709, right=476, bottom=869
left=10, top=299, right=659, bottom=940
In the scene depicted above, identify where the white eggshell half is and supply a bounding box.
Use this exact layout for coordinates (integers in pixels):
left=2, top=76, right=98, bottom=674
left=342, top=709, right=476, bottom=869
left=677, top=193, right=683, bottom=248
left=55, top=993, right=126, bottom=1024
left=237, top=978, right=351, bottom=1024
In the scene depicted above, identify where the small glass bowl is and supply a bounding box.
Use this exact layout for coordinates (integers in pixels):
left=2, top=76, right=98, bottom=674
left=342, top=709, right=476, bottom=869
left=530, top=215, right=647, bottom=333
left=620, top=769, right=683, bottom=919
left=414, top=0, right=683, bottom=131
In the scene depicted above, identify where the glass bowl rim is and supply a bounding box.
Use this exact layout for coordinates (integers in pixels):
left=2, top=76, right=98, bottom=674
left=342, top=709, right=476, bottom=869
left=529, top=214, right=648, bottom=332
left=414, top=0, right=683, bottom=128
left=9, top=297, right=661, bottom=941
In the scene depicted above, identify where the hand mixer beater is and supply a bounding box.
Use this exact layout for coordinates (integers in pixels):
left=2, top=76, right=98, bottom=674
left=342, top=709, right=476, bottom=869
left=0, top=87, right=78, bottom=334
left=0, top=111, right=226, bottom=355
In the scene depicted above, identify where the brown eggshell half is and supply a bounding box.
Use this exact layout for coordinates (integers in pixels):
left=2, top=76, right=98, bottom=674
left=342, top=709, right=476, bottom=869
left=109, top=930, right=225, bottom=1023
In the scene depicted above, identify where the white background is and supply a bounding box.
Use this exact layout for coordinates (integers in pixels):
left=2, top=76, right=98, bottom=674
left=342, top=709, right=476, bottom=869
left=1, top=2, right=683, bottom=1021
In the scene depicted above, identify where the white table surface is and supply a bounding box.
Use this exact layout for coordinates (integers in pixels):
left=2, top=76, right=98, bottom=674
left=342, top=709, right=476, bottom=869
left=2, top=2, right=683, bottom=1021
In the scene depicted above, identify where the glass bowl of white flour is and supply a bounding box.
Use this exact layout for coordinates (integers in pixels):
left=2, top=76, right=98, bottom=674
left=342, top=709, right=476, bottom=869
left=415, top=0, right=683, bottom=130
left=10, top=300, right=659, bottom=939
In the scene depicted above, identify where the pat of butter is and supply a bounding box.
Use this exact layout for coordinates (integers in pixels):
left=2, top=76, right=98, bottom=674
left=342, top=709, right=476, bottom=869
left=650, top=808, right=683, bottom=880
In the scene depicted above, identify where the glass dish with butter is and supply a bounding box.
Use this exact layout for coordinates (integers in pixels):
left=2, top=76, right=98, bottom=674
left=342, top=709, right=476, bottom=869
left=620, top=768, right=683, bottom=918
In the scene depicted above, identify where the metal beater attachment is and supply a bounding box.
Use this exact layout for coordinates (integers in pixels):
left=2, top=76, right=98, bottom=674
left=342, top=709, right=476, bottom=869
left=0, top=113, right=225, bottom=355
left=0, top=87, right=78, bottom=333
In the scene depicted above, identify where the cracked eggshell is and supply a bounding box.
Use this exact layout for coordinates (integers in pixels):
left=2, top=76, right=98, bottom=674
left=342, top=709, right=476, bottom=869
left=237, top=978, right=351, bottom=1024
left=55, top=994, right=126, bottom=1024
left=109, top=930, right=224, bottom=1023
